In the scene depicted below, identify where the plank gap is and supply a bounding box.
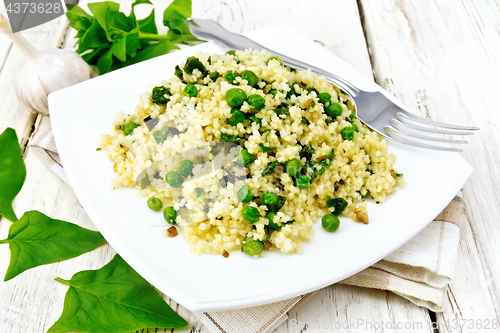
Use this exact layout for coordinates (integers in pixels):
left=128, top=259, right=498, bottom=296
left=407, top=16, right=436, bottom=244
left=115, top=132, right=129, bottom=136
left=428, top=310, right=439, bottom=333
left=0, top=43, right=13, bottom=76
left=355, top=0, right=376, bottom=82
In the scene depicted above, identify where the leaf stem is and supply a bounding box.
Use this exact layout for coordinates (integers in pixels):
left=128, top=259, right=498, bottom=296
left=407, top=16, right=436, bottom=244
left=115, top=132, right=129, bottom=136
left=0, top=239, right=9, bottom=244
left=54, top=277, right=71, bottom=286
left=138, top=32, right=173, bottom=41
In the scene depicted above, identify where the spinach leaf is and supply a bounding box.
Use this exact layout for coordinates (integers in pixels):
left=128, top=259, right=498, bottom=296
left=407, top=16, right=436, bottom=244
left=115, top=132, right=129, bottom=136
left=0, top=128, right=26, bottom=222
left=0, top=211, right=105, bottom=281
left=49, top=254, right=187, bottom=333
left=259, top=143, right=276, bottom=153
left=262, top=161, right=281, bottom=177
left=299, top=142, right=315, bottom=161
left=326, top=196, right=348, bottom=215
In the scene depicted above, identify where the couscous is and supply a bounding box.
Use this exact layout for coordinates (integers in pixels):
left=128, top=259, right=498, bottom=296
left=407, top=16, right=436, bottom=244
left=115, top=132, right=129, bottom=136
left=100, top=49, right=405, bottom=256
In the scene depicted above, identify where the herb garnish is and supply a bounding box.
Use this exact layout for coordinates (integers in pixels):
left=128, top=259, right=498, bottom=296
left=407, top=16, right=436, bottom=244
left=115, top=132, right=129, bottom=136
left=326, top=196, right=348, bottom=215
left=66, top=0, right=200, bottom=75
left=262, top=161, right=281, bottom=176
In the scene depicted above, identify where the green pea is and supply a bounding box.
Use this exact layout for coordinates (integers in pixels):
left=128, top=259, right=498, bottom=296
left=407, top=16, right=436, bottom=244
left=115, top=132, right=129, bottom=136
left=266, top=56, right=283, bottom=66
left=262, top=192, right=278, bottom=207
left=285, top=159, right=302, bottom=177
left=163, top=206, right=178, bottom=225
left=295, top=174, right=311, bottom=189
left=228, top=108, right=246, bottom=126
left=226, top=50, right=236, bottom=56
left=348, top=113, right=355, bottom=121
left=326, top=103, right=343, bottom=117
left=147, top=197, right=163, bottom=212
left=238, top=186, right=254, bottom=203
left=242, top=205, right=260, bottom=223
left=123, top=122, right=139, bottom=136
left=341, top=126, right=355, bottom=141
left=184, top=56, right=206, bottom=75
left=266, top=212, right=280, bottom=230
left=352, top=123, right=359, bottom=132
left=247, top=94, right=266, bottom=111
left=166, top=171, right=183, bottom=188
left=178, top=159, right=194, bottom=177
left=242, top=237, right=263, bottom=256
left=236, top=149, right=254, bottom=167
left=225, top=70, right=239, bottom=84
left=318, top=92, right=331, bottom=103
left=183, top=83, right=198, bottom=98
left=240, top=70, right=259, bottom=87
left=225, top=88, right=247, bottom=107
left=151, top=86, right=171, bottom=104
left=322, top=214, right=340, bottom=232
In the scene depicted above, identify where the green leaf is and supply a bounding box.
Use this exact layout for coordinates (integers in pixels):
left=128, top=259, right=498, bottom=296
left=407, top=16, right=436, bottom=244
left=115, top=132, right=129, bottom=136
left=88, top=1, right=135, bottom=41
left=110, top=36, right=127, bottom=62
left=132, top=0, right=153, bottom=7
left=0, top=211, right=105, bottom=281
left=81, top=46, right=108, bottom=64
left=0, top=128, right=26, bottom=222
left=97, top=49, right=114, bottom=75
left=66, top=5, right=94, bottom=34
left=48, top=254, right=188, bottom=333
left=77, top=20, right=109, bottom=53
left=137, top=7, right=158, bottom=34
left=163, top=0, right=191, bottom=33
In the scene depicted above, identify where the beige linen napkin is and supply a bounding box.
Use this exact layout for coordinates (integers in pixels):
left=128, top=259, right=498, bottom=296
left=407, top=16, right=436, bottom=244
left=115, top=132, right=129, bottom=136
left=31, top=128, right=463, bottom=333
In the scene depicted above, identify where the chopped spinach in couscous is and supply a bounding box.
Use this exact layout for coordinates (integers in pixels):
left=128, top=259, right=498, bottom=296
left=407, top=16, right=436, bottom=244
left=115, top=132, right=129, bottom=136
left=100, top=49, right=405, bottom=257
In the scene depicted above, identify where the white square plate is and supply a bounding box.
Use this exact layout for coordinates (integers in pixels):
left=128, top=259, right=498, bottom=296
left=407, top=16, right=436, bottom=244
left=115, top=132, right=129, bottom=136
left=49, top=25, right=472, bottom=312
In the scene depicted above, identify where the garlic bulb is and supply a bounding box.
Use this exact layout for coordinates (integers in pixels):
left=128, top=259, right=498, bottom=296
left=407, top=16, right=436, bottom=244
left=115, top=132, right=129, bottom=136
left=0, top=14, right=93, bottom=115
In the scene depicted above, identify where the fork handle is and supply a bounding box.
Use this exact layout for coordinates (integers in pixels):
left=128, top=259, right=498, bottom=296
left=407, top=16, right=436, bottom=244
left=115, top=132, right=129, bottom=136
left=185, top=18, right=359, bottom=97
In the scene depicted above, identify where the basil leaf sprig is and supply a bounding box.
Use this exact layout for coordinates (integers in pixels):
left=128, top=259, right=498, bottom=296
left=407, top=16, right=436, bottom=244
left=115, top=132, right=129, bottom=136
left=66, top=0, right=200, bottom=75
left=0, top=211, right=105, bottom=281
left=0, top=128, right=26, bottom=222
left=48, top=254, right=188, bottom=333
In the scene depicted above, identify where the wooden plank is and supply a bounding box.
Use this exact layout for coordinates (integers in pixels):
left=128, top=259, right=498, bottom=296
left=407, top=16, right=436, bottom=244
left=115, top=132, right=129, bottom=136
left=277, top=286, right=434, bottom=333
left=358, top=0, right=500, bottom=331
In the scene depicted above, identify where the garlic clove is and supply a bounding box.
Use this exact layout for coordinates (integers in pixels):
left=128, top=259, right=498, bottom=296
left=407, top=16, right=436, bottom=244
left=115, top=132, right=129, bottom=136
left=1, top=14, right=93, bottom=115
left=14, top=49, right=94, bottom=115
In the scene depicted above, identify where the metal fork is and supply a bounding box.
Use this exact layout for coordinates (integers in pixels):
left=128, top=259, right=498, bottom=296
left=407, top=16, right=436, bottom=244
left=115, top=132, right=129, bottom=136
left=185, top=18, right=478, bottom=152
